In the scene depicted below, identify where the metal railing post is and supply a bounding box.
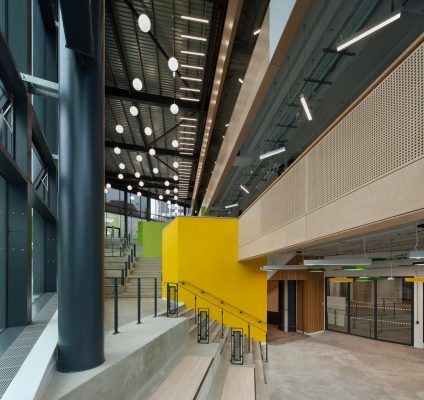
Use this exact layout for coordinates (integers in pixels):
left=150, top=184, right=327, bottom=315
left=125, top=261, right=128, bottom=277
left=194, top=295, right=197, bottom=324
left=120, top=269, right=124, bottom=286
left=113, top=278, right=119, bottom=334
left=248, top=324, right=251, bottom=353
left=133, top=243, right=136, bottom=258
left=265, top=332, right=268, bottom=362
left=154, top=277, right=158, bottom=317
left=137, top=278, right=141, bottom=324
left=131, top=249, right=133, bottom=263
left=221, top=309, right=224, bottom=338
left=128, top=255, right=131, bottom=270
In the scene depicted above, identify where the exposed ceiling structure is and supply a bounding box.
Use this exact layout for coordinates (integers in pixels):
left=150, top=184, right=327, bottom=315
left=203, top=0, right=424, bottom=216
left=104, top=0, right=227, bottom=206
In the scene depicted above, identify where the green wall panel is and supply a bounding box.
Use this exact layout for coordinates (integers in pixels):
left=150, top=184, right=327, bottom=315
left=139, top=221, right=167, bottom=258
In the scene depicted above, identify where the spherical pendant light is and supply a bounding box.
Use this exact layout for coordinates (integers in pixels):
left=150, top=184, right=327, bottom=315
left=137, top=192, right=142, bottom=197
left=135, top=172, right=141, bottom=178
left=106, top=183, right=111, bottom=189
left=164, top=180, right=170, bottom=187
left=132, top=78, right=143, bottom=91
left=149, top=148, right=156, bottom=156
left=138, top=14, right=151, bottom=33
left=119, top=163, right=125, bottom=170
left=173, top=161, right=179, bottom=168
left=167, top=200, right=171, bottom=205
left=159, top=195, right=163, bottom=200
left=118, top=173, right=123, bottom=180
left=127, top=185, right=133, bottom=191
left=172, top=140, right=179, bottom=148
left=144, top=127, right=153, bottom=136
left=136, top=154, right=143, bottom=162
left=174, top=188, right=178, bottom=193
left=170, top=103, right=179, bottom=115
left=168, top=57, right=179, bottom=72
left=173, top=175, right=178, bottom=181
left=115, top=124, right=124, bottom=134
left=166, top=189, right=170, bottom=195
left=174, top=195, right=178, bottom=200
left=130, top=106, right=138, bottom=116
left=114, top=146, right=121, bottom=155
left=139, top=181, right=144, bottom=187
left=130, top=195, right=135, bottom=201
left=153, top=167, right=159, bottom=174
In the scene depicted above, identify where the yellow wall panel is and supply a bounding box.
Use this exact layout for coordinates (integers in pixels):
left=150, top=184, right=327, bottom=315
left=162, top=217, right=267, bottom=341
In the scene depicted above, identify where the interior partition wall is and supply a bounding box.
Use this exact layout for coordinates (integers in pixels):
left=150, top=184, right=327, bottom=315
left=326, top=278, right=413, bottom=345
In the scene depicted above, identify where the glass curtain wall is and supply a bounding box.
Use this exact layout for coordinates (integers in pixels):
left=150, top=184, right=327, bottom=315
left=0, top=175, right=6, bottom=331
left=326, top=278, right=413, bottom=345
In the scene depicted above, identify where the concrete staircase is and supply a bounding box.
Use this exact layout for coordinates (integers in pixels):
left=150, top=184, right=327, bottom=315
left=122, top=257, right=162, bottom=298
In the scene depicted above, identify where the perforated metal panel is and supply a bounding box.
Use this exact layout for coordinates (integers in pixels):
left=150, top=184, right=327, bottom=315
left=239, top=41, right=424, bottom=248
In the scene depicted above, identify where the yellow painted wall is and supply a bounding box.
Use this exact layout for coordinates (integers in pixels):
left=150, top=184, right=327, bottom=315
left=162, top=217, right=267, bottom=340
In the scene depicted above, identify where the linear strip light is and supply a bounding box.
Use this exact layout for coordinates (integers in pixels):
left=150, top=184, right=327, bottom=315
left=180, top=88, right=200, bottom=93
left=225, top=203, right=238, bottom=209
left=259, top=146, right=286, bottom=160
left=179, top=117, right=197, bottom=121
left=300, top=94, right=312, bottom=121
left=181, top=34, right=207, bottom=42
left=181, top=50, right=205, bottom=57
left=354, top=277, right=385, bottom=282
left=180, top=124, right=197, bottom=128
left=180, top=97, right=200, bottom=102
left=240, top=184, right=249, bottom=194
left=181, top=15, right=209, bottom=24
left=408, top=250, right=424, bottom=259
left=181, top=64, right=204, bottom=70
left=179, top=161, right=193, bottom=164
left=180, top=137, right=195, bottom=141
left=253, top=29, right=261, bottom=36
left=304, top=259, right=372, bottom=266
left=180, top=131, right=196, bottom=135
left=337, top=12, right=401, bottom=51
left=180, top=142, right=194, bottom=146
left=180, top=152, right=193, bottom=155
left=342, top=265, right=367, bottom=271
left=308, top=267, right=326, bottom=272
left=181, top=77, right=203, bottom=82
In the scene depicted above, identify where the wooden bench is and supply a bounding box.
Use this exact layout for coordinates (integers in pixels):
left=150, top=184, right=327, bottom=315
left=221, top=366, right=255, bottom=400
left=150, top=355, right=212, bottom=400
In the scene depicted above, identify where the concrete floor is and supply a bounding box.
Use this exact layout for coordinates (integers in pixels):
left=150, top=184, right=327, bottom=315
left=266, top=331, right=424, bottom=400
left=104, top=297, right=167, bottom=332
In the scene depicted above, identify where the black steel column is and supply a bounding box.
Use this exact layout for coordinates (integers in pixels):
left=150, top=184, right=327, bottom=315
left=146, top=196, right=151, bottom=221
left=124, top=191, right=128, bottom=236
left=58, top=0, right=105, bottom=372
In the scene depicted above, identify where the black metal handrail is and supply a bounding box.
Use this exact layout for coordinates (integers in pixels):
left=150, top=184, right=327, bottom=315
left=164, top=281, right=266, bottom=333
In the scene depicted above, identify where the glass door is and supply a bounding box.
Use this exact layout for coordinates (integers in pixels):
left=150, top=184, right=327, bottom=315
left=349, top=280, right=375, bottom=338
left=0, top=175, right=6, bottom=331
left=326, top=281, right=349, bottom=333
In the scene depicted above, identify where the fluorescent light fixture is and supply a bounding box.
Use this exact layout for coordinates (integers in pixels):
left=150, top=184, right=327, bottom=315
left=300, top=94, right=312, bottom=121
left=179, top=161, right=193, bottom=164
left=240, top=184, right=249, bottom=194
left=181, top=34, right=207, bottom=42
left=180, top=97, right=200, bottom=102
left=238, top=78, right=244, bottom=84
left=181, top=64, right=204, bottom=70
left=337, top=12, right=401, bottom=51
left=253, top=29, right=261, bottom=36
left=408, top=250, right=424, bottom=259
left=304, top=259, right=372, bottom=266
left=181, top=50, right=205, bottom=57
left=413, top=262, right=424, bottom=266
left=180, top=124, right=197, bottom=128
left=179, top=117, right=197, bottom=121
left=225, top=203, right=238, bottom=209
left=259, top=146, right=286, bottom=160
left=180, top=152, right=193, bottom=155
left=180, top=88, right=200, bottom=93
left=181, top=15, right=209, bottom=24
left=180, top=142, right=194, bottom=146
left=180, top=137, right=195, bottom=141
left=260, top=265, right=308, bottom=271
left=341, top=265, right=367, bottom=271
left=181, top=76, right=202, bottom=82
left=180, top=131, right=196, bottom=135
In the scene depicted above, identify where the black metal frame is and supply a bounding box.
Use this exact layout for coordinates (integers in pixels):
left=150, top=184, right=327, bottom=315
left=167, top=283, right=179, bottom=318
left=197, top=308, right=209, bottom=344
left=325, top=277, right=414, bottom=346
left=230, top=328, right=244, bottom=365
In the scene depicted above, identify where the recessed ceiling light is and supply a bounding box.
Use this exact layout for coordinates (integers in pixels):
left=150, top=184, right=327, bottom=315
left=181, top=64, right=203, bottom=70
left=115, top=124, right=124, bottom=133
left=118, top=173, right=123, bottom=180
left=181, top=15, right=209, bottom=24
left=181, top=76, right=202, bottom=82
left=181, top=34, right=207, bottom=42
left=181, top=50, right=205, bottom=57
left=114, top=146, right=121, bottom=154
left=136, top=154, right=142, bottom=162
left=119, top=163, right=125, bottom=170
left=149, top=148, right=156, bottom=156
left=144, top=127, right=153, bottom=136
left=132, top=78, right=143, bottom=91
left=130, top=106, right=138, bottom=116
left=153, top=167, right=159, bottom=174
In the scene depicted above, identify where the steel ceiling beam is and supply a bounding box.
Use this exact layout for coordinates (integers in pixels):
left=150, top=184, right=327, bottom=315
left=105, top=141, right=196, bottom=160
left=105, top=86, right=201, bottom=111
